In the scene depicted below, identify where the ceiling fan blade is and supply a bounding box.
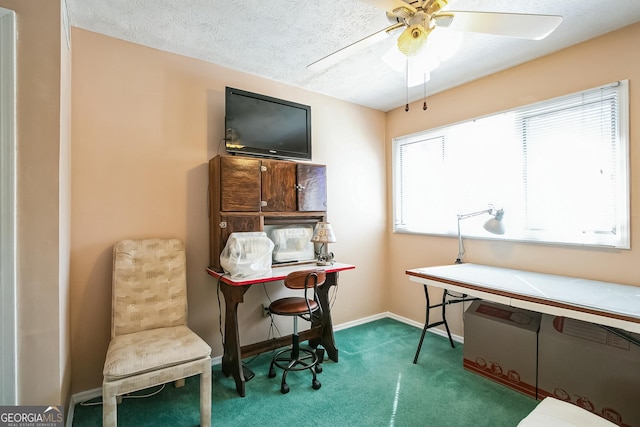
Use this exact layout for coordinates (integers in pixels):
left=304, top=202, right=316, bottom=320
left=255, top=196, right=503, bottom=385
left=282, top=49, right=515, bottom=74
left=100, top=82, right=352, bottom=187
left=444, top=11, right=562, bottom=40
left=307, top=22, right=404, bottom=71
left=358, top=0, right=417, bottom=15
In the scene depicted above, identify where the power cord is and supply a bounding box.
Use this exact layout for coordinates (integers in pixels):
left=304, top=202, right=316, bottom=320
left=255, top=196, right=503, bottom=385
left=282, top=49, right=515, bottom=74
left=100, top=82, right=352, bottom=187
left=79, top=384, right=166, bottom=407
left=262, top=282, right=282, bottom=341
left=215, top=273, right=228, bottom=348
left=217, top=137, right=226, bottom=155
left=328, top=280, right=339, bottom=311
left=242, top=283, right=280, bottom=372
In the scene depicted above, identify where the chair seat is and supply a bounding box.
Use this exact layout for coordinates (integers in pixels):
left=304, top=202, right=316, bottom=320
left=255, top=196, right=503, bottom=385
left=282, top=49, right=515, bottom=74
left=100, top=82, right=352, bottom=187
left=104, top=325, right=211, bottom=381
left=269, top=297, right=318, bottom=316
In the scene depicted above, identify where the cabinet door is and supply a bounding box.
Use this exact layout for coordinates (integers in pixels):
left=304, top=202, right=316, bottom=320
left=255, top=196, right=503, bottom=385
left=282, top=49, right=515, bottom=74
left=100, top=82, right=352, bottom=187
left=261, top=159, right=297, bottom=212
left=220, top=156, right=261, bottom=212
left=297, top=164, right=327, bottom=211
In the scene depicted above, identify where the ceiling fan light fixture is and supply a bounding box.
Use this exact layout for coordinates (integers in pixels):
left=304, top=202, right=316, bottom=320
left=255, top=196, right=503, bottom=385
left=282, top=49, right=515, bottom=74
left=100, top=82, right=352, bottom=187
left=391, top=6, right=414, bottom=19
left=425, top=0, right=450, bottom=16
left=433, top=13, right=455, bottom=28
left=397, top=24, right=430, bottom=56
left=382, top=46, right=437, bottom=86
left=427, top=27, right=464, bottom=62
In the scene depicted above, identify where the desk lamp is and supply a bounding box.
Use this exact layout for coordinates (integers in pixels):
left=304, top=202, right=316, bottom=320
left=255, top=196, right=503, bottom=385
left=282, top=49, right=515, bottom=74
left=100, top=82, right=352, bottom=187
left=311, top=222, right=336, bottom=266
left=456, top=205, right=505, bottom=264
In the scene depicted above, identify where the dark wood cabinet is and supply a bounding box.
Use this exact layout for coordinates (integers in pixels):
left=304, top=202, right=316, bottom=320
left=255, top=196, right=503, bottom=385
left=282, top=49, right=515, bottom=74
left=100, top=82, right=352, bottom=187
left=261, top=159, right=297, bottom=212
left=209, top=155, right=327, bottom=270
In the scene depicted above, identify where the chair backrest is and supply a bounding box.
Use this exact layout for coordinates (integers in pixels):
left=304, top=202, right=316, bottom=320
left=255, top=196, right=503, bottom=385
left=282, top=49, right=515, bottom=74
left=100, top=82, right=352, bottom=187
left=111, top=238, right=188, bottom=337
left=284, top=269, right=326, bottom=290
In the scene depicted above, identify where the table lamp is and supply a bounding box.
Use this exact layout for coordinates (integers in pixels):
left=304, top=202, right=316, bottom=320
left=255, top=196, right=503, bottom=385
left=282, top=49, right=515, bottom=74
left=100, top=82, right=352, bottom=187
left=311, top=222, right=336, bottom=266
left=456, top=205, right=505, bottom=264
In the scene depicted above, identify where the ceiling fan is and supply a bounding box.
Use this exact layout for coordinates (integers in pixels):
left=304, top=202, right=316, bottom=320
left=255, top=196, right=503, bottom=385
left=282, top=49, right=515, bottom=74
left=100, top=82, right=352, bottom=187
left=307, top=0, right=563, bottom=71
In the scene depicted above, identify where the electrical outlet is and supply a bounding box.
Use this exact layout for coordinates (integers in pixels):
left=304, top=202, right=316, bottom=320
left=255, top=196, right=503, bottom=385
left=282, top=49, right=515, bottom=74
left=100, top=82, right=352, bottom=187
left=262, top=304, right=270, bottom=318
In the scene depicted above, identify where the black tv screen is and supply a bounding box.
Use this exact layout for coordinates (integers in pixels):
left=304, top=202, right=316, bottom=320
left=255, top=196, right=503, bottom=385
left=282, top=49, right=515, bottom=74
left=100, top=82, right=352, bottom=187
left=225, top=87, right=312, bottom=161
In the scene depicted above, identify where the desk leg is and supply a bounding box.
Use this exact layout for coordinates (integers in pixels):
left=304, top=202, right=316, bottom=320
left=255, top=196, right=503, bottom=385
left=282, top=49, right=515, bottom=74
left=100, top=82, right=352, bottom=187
left=413, top=286, right=456, bottom=364
left=310, top=271, right=339, bottom=362
left=219, top=283, right=250, bottom=397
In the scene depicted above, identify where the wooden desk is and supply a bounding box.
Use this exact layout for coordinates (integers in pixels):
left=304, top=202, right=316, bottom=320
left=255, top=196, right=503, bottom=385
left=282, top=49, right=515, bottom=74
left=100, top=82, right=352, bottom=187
left=207, top=262, right=355, bottom=397
left=406, top=263, right=640, bottom=362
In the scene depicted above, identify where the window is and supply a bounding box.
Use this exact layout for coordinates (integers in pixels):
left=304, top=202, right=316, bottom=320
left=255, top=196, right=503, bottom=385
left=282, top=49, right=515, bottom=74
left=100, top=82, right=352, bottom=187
left=393, top=81, right=629, bottom=249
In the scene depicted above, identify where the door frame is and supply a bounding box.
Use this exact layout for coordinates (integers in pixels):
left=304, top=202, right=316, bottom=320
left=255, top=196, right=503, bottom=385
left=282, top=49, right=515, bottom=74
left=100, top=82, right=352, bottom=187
left=0, top=6, right=17, bottom=405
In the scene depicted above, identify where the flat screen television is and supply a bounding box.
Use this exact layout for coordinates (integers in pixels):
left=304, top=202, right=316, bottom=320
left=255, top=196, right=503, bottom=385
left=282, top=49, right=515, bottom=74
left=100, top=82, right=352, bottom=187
left=225, top=87, right=312, bottom=161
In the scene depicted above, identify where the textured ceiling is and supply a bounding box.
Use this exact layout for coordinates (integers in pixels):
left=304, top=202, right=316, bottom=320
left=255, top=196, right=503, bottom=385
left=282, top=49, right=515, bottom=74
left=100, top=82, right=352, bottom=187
left=66, top=0, right=640, bottom=112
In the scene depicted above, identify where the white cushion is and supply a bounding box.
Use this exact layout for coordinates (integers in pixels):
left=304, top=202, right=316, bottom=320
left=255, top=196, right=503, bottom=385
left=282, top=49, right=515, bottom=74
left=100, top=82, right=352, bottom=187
left=103, top=325, right=211, bottom=380
left=518, top=398, right=618, bottom=427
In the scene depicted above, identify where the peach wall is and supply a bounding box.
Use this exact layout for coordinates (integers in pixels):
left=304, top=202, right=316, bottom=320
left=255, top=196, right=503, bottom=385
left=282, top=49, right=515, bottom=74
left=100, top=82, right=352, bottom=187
left=59, top=0, right=72, bottom=407
left=0, top=0, right=71, bottom=406
left=386, top=23, right=640, bottom=338
left=70, top=28, right=387, bottom=393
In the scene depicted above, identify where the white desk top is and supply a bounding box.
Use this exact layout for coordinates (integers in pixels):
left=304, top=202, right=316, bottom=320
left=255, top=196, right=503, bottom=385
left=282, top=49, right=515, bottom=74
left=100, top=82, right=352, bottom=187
left=207, top=261, right=355, bottom=286
left=406, top=263, right=640, bottom=334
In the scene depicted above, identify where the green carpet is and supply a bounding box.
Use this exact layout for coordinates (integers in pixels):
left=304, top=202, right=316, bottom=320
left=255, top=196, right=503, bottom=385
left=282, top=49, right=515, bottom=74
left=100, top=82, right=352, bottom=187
left=72, top=318, right=537, bottom=426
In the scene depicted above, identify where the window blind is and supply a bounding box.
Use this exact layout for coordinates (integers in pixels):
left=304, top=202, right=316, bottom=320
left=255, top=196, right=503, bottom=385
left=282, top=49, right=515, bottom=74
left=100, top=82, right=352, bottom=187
left=393, top=81, right=629, bottom=248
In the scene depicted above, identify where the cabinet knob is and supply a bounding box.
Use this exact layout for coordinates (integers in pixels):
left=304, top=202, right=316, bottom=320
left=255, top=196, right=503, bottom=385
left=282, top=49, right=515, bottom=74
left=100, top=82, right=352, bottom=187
left=261, top=201, right=268, bottom=207
left=219, top=221, right=227, bottom=229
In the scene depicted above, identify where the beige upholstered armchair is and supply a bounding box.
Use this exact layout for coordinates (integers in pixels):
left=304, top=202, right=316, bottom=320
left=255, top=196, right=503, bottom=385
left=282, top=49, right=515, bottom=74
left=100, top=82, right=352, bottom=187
left=102, top=238, right=212, bottom=427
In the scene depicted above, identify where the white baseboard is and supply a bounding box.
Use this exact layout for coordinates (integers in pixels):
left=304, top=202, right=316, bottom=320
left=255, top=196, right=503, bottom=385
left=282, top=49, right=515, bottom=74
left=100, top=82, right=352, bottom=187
left=376, top=311, right=464, bottom=344
left=333, top=312, right=388, bottom=331
left=67, top=312, right=461, bottom=426
left=67, top=387, right=101, bottom=427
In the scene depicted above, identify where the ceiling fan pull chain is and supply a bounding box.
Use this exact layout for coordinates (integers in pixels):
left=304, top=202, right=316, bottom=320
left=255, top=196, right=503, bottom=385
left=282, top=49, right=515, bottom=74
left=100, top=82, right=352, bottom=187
left=405, top=58, right=410, bottom=112
left=423, top=73, right=428, bottom=111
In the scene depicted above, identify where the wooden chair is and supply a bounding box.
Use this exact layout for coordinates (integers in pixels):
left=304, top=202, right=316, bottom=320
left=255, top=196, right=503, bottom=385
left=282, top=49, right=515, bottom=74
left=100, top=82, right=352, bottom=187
left=268, top=269, right=326, bottom=394
left=102, top=238, right=211, bottom=427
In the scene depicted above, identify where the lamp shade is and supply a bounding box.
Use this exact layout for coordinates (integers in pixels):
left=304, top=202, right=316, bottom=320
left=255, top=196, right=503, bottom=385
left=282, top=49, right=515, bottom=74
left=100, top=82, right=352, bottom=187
left=397, top=24, right=430, bottom=56
left=311, top=222, right=336, bottom=244
left=483, top=209, right=505, bottom=235
left=456, top=206, right=505, bottom=264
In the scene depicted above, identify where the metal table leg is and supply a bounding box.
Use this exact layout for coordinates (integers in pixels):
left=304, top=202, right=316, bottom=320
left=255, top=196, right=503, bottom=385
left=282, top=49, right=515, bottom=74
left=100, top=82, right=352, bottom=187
left=413, top=285, right=476, bottom=364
